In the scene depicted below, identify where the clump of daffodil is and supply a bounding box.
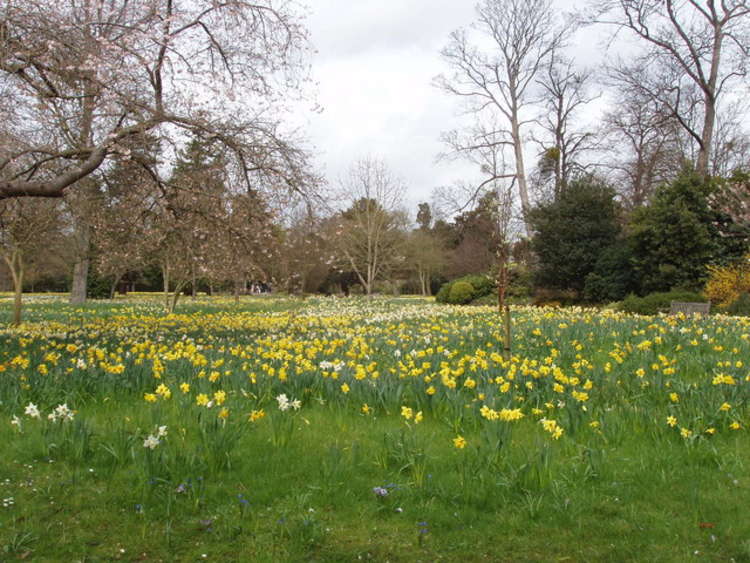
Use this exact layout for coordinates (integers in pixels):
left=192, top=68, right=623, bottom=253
left=400, top=406, right=422, bottom=424
left=540, top=418, right=564, bottom=440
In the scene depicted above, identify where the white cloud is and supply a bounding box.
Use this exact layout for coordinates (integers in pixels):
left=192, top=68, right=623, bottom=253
left=294, top=0, right=603, bottom=218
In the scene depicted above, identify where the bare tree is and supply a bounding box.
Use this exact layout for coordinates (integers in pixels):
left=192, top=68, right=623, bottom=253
left=332, top=157, right=407, bottom=296
left=592, top=0, right=750, bottom=177
left=274, top=201, right=338, bottom=294
left=91, top=143, right=159, bottom=299
left=711, top=99, right=750, bottom=176
left=534, top=52, right=598, bottom=200
left=597, top=72, right=686, bottom=207
left=404, top=229, right=446, bottom=296
left=0, top=198, right=63, bottom=325
left=435, top=0, right=570, bottom=235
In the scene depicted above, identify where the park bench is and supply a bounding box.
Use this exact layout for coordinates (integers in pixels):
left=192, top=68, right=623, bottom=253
left=669, top=301, right=711, bottom=316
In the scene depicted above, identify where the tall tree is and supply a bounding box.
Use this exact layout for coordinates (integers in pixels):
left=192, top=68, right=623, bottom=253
left=276, top=206, right=332, bottom=294
left=629, top=166, right=744, bottom=292
left=333, top=158, right=407, bottom=296
left=404, top=230, right=446, bottom=296
left=91, top=136, right=161, bottom=299
left=598, top=73, right=686, bottom=208
left=529, top=175, right=621, bottom=296
left=593, top=1, right=750, bottom=177
left=0, top=198, right=63, bottom=324
left=435, top=0, right=569, bottom=234
left=416, top=202, right=433, bottom=231
left=534, top=52, right=597, bottom=200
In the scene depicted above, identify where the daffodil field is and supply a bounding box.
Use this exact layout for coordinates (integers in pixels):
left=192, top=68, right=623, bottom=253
left=1, top=295, right=749, bottom=561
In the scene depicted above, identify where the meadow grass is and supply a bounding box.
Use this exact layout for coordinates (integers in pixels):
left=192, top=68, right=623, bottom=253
left=0, top=295, right=749, bottom=561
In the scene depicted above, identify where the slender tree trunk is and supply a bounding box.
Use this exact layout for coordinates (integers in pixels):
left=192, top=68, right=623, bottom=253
left=419, top=270, right=430, bottom=296
left=497, top=248, right=509, bottom=312
left=696, top=23, right=723, bottom=177
left=696, top=95, right=716, bottom=177
left=511, top=108, right=531, bottom=236
left=109, top=272, right=123, bottom=300
left=497, top=244, right=511, bottom=360
left=191, top=266, right=197, bottom=299
left=234, top=279, right=241, bottom=303
left=162, top=262, right=170, bottom=309
left=5, top=250, right=24, bottom=326
left=502, top=305, right=511, bottom=361
left=366, top=263, right=373, bottom=296
left=13, top=264, right=23, bottom=327
left=69, top=219, right=91, bottom=304
left=169, top=280, right=187, bottom=313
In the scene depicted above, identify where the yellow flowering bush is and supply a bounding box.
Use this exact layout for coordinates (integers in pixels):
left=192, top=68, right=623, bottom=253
left=705, top=256, right=750, bottom=305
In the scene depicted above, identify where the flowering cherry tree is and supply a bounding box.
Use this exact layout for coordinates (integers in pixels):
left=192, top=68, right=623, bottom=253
left=0, top=0, right=314, bottom=200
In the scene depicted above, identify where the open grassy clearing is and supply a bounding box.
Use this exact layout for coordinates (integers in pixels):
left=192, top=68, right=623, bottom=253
left=0, top=296, right=749, bottom=561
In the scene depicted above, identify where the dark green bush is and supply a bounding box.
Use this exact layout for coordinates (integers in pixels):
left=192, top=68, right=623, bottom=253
left=435, top=274, right=495, bottom=304
left=460, top=275, right=494, bottom=298
left=87, top=274, right=114, bottom=300
left=726, top=293, right=750, bottom=316
left=617, top=290, right=707, bottom=315
left=435, top=283, right=451, bottom=304
left=447, top=281, right=475, bottom=305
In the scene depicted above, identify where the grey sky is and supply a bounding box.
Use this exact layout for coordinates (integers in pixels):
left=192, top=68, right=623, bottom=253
left=296, top=0, right=600, bottom=217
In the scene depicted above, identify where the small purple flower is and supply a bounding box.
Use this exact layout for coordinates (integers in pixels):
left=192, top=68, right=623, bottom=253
left=372, top=486, right=389, bottom=497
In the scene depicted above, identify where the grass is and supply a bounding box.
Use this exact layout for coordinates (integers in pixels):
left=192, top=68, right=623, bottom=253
left=0, top=295, right=749, bottom=561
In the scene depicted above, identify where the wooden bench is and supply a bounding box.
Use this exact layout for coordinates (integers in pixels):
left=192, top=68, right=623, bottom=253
left=669, top=301, right=710, bottom=316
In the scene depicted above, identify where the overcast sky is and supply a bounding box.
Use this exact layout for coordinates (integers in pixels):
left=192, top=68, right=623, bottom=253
left=293, top=0, right=600, bottom=218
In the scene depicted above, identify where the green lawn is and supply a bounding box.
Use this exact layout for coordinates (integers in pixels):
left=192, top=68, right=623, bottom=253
left=0, top=296, right=748, bottom=561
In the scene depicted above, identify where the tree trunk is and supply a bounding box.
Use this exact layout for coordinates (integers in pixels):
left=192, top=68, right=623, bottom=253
left=4, top=250, right=24, bottom=326
left=696, top=22, right=723, bottom=178
left=169, top=280, right=187, bottom=313
left=497, top=250, right=509, bottom=313
left=109, top=272, right=123, bottom=300
left=69, top=219, right=91, bottom=304
left=419, top=270, right=430, bottom=296
left=13, top=264, right=23, bottom=327
left=511, top=109, right=531, bottom=237
left=497, top=244, right=511, bottom=360
left=69, top=74, right=98, bottom=305
left=162, top=262, right=172, bottom=309
left=502, top=305, right=511, bottom=361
